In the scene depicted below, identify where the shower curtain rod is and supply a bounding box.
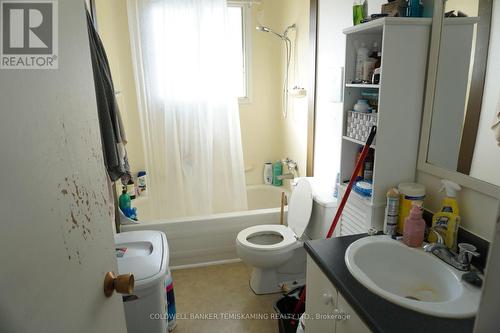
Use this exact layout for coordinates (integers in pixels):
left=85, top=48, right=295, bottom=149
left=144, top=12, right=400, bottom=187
left=227, top=0, right=261, bottom=5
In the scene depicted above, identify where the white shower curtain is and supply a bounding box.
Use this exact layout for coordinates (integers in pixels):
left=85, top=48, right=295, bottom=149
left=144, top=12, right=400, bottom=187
left=128, top=0, right=247, bottom=218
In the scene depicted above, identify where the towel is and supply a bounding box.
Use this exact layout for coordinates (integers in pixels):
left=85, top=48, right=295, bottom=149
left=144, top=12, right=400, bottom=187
left=86, top=10, right=131, bottom=182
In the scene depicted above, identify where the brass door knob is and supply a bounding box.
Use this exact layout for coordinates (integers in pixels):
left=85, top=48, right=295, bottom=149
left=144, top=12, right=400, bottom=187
left=104, top=272, right=135, bottom=297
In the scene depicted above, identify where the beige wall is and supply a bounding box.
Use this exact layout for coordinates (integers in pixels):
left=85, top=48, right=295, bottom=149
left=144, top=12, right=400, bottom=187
left=277, top=0, right=310, bottom=179
left=94, top=0, right=146, bottom=174
left=240, top=1, right=286, bottom=185
left=241, top=0, right=311, bottom=184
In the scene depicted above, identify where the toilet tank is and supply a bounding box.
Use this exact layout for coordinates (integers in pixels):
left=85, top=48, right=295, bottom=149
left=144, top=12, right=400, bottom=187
left=304, top=187, right=337, bottom=239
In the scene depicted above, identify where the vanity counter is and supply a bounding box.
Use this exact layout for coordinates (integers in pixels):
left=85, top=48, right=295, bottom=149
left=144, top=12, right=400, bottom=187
left=304, top=234, right=475, bottom=333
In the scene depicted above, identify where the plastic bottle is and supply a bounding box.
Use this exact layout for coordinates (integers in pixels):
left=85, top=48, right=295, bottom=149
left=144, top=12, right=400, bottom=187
left=384, top=188, right=399, bottom=236
left=355, top=43, right=369, bottom=82
left=363, top=150, right=374, bottom=180
left=406, top=0, right=423, bottom=17
left=334, top=172, right=340, bottom=198
left=119, top=188, right=137, bottom=220
left=272, top=161, right=283, bottom=186
left=439, top=179, right=461, bottom=214
left=119, top=188, right=131, bottom=212
left=429, top=179, right=462, bottom=251
left=137, top=171, right=147, bottom=194
left=403, top=205, right=426, bottom=247
left=263, top=163, right=273, bottom=185
left=353, top=0, right=365, bottom=26
left=397, top=183, right=426, bottom=234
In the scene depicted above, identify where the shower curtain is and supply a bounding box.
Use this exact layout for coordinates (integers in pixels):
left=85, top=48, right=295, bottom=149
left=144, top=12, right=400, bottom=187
left=128, top=0, right=247, bottom=218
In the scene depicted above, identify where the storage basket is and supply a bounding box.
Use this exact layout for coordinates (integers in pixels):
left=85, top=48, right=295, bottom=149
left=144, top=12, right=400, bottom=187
left=381, top=0, right=406, bottom=16
left=346, top=111, right=378, bottom=143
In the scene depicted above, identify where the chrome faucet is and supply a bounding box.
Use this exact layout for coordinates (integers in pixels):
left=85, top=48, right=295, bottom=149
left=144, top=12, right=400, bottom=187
left=277, top=158, right=297, bottom=180
left=423, top=227, right=446, bottom=252
left=423, top=227, right=479, bottom=271
left=277, top=173, right=295, bottom=180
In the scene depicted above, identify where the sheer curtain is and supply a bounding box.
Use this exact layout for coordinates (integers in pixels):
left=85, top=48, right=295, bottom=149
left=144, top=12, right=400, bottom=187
left=128, top=0, right=247, bottom=219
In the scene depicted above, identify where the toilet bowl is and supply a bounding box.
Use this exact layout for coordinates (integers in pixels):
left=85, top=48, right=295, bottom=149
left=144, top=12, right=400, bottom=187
left=236, top=178, right=336, bottom=294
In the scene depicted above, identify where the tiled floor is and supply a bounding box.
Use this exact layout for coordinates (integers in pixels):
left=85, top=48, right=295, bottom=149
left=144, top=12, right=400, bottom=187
left=171, top=262, right=280, bottom=333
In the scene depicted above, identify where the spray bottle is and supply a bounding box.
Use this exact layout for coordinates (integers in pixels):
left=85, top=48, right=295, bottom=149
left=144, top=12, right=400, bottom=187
left=429, top=179, right=462, bottom=251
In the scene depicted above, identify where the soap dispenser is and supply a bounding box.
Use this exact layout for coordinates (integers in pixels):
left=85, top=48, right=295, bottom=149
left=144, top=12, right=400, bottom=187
left=403, top=205, right=425, bottom=247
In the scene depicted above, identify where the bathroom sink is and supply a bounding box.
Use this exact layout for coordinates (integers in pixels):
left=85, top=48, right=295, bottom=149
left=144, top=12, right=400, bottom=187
left=344, top=236, right=481, bottom=318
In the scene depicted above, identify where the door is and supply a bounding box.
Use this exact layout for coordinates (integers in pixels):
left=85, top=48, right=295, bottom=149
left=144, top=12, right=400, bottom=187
left=0, top=0, right=127, bottom=332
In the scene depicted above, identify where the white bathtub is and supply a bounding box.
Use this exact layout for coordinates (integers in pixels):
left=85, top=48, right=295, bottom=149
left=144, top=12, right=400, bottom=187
left=122, top=185, right=290, bottom=268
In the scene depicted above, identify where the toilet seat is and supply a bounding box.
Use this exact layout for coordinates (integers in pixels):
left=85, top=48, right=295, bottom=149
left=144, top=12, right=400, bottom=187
left=237, top=225, right=298, bottom=252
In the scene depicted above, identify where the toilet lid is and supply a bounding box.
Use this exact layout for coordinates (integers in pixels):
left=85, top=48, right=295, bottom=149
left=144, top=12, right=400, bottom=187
left=288, top=178, right=313, bottom=238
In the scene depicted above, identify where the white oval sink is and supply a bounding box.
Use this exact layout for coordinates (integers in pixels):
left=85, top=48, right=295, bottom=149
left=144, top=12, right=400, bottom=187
left=345, top=235, right=481, bottom=318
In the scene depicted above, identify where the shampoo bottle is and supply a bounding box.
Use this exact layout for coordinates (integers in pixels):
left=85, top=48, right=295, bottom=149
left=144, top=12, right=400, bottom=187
left=272, top=161, right=283, bottom=186
left=264, top=163, right=273, bottom=185
left=403, top=205, right=425, bottom=247
left=429, top=179, right=462, bottom=251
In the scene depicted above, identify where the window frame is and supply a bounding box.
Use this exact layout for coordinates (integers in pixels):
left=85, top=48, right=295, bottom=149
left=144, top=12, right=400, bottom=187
left=227, top=2, right=252, bottom=104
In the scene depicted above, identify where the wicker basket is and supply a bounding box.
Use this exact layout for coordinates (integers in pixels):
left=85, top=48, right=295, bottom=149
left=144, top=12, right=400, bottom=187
left=346, top=111, right=378, bottom=143
left=381, top=0, right=406, bottom=16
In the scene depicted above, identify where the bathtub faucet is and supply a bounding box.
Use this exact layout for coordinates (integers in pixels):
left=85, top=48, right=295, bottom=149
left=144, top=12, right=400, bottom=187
left=278, top=158, right=297, bottom=180
left=277, top=173, right=295, bottom=180
left=282, top=158, right=297, bottom=173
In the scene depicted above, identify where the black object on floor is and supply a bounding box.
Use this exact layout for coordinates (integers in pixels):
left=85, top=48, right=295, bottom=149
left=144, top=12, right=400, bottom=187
left=274, top=287, right=305, bottom=333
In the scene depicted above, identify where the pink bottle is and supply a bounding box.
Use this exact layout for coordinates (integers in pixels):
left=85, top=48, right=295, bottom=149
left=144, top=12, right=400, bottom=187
left=403, top=205, right=426, bottom=247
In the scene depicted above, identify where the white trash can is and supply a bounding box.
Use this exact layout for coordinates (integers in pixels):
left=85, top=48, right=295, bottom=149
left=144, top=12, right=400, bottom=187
left=115, top=230, right=169, bottom=333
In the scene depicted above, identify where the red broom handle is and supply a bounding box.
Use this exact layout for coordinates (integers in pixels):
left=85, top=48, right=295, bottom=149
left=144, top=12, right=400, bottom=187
left=326, top=126, right=377, bottom=239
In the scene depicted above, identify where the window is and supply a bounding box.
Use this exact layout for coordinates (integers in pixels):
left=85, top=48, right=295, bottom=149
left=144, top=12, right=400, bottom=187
left=227, top=3, right=251, bottom=102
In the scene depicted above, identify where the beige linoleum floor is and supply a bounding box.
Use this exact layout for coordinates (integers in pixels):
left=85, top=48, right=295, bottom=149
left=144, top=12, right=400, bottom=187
left=171, top=262, right=280, bottom=333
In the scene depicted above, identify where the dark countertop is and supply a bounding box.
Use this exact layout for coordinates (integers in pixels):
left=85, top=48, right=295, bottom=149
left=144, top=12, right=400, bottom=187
left=304, top=234, right=475, bottom=333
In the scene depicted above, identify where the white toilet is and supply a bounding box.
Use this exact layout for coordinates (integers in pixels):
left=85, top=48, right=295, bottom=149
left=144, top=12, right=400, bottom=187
left=236, top=178, right=337, bottom=294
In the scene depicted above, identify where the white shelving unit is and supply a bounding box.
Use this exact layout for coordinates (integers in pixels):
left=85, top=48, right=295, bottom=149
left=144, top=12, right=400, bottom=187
left=338, top=18, right=432, bottom=235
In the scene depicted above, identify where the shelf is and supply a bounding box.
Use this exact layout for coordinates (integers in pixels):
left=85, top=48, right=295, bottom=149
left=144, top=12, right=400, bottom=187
left=338, top=183, right=373, bottom=206
left=343, top=136, right=376, bottom=149
left=343, top=17, right=431, bottom=35
left=345, top=83, right=380, bottom=89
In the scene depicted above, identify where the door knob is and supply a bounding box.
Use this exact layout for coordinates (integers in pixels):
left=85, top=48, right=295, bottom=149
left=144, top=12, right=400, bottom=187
left=104, top=271, right=135, bottom=297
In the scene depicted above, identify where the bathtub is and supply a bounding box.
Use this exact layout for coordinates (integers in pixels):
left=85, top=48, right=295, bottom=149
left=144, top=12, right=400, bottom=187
left=122, top=185, right=290, bottom=268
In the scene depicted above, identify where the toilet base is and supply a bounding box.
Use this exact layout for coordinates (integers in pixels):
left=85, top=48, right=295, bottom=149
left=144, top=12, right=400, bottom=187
left=248, top=247, right=307, bottom=295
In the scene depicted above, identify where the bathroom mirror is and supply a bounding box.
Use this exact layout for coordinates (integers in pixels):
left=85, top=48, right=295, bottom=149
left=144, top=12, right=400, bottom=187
left=419, top=0, right=500, bottom=194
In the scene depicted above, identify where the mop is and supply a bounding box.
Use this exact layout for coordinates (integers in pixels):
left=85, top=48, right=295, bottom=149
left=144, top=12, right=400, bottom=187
left=291, top=125, right=377, bottom=325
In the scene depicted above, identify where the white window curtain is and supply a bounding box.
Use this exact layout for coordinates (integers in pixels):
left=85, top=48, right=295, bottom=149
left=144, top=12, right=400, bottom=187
left=128, top=0, right=247, bottom=219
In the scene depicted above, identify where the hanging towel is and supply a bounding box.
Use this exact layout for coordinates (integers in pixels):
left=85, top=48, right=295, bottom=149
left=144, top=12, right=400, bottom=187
left=86, top=10, right=131, bottom=182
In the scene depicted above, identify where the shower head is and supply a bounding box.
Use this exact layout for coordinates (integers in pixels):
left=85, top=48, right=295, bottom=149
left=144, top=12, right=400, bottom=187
left=256, top=25, right=270, bottom=33
left=256, top=25, right=285, bottom=39
left=256, top=24, right=296, bottom=41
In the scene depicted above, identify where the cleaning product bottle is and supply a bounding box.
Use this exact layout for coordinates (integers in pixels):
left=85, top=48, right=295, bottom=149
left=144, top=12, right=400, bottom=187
left=272, top=160, right=283, bottom=186
left=383, top=188, right=400, bottom=236
left=403, top=205, right=426, bottom=247
left=429, top=179, right=462, bottom=251
left=397, top=183, right=426, bottom=234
